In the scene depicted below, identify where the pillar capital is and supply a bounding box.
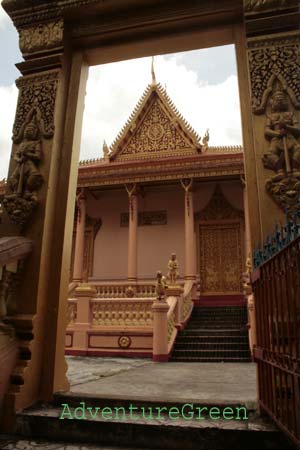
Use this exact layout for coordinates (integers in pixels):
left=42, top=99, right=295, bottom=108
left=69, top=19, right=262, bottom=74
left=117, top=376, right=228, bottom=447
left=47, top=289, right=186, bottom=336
left=125, top=183, right=138, bottom=198
left=180, top=177, right=193, bottom=192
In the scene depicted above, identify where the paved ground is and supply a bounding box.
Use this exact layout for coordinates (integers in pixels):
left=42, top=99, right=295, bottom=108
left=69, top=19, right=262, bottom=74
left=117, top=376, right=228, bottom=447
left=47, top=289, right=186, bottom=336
left=67, top=356, right=257, bottom=409
left=0, top=436, right=156, bottom=450
left=0, top=358, right=258, bottom=450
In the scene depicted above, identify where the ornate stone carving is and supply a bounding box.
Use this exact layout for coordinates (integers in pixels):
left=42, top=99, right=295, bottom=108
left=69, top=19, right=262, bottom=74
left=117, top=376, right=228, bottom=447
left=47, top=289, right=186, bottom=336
left=118, top=335, right=131, bottom=349
left=248, top=34, right=300, bottom=114
left=262, top=86, right=300, bottom=213
left=155, top=271, right=167, bottom=301
left=0, top=261, right=23, bottom=333
left=244, top=0, right=295, bottom=12
left=19, top=20, right=63, bottom=55
left=13, top=71, right=59, bottom=142
left=4, top=112, right=44, bottom=227
left=91, top=299, right=153, bottom=326
left=167, top=253, right=179, bottom=286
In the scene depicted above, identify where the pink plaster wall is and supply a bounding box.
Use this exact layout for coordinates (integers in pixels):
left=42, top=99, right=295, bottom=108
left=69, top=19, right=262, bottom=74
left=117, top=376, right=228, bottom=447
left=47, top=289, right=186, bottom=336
left=89, top=182, right=244, bottom=280
left=87, top=189, right=128, bottom=280
left=137, top=186, right=185, bottom=278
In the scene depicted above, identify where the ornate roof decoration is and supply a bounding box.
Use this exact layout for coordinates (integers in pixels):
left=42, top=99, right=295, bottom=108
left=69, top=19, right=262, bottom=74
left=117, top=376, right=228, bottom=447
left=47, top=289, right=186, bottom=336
left=0, top=179, right=6, bottom=198
left=108, top=82, right=202, bottom=162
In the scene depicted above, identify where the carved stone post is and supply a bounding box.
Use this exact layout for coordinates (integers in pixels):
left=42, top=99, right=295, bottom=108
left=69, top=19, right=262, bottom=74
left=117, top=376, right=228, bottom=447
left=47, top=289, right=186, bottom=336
left=242, top=178, right=252, bottom=262
left=73, top=190, right=86, bottom=282
left=152, top=299, right=169, bottom=362
left=72, top=284, right=97, bottom=354
left=0, top=5, right=89, bottom=422
left=125, top=184, right=138, bottom=283
left=181, top=179, right=196, bottom=280
left=240, top=0, right=300, bottom=243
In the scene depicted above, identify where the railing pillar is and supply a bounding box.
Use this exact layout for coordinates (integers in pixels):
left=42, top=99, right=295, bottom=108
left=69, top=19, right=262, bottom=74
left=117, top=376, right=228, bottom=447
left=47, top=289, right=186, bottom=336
left=152, top=299, right=169, bottom=362
left=166, top=285, right=183, bottom=325
left=72, top=284, right=96, bottom=355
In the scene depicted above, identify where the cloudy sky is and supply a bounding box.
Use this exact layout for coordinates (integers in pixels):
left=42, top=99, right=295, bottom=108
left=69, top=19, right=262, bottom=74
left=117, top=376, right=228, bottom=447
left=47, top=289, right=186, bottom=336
left=0, top=2, right=242, bottom=180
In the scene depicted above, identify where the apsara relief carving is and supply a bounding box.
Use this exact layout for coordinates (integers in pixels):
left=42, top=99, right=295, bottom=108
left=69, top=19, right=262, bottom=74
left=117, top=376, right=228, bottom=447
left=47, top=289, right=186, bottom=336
left=248, top=33, right=300, bottom=214
left=3, top=71, right=59, bottom=227
left=4, top=112, right=43, bottom=227
left=262, top=87, right=300, bottom=212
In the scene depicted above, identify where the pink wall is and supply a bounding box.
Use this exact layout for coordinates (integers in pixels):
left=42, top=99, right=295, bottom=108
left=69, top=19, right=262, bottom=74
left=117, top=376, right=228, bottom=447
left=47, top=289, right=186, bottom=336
left=137, top=185, right=185, bottom=278
left=88, top=181, right=244, bottom=281
left=87, top=189, right=128, bottom=280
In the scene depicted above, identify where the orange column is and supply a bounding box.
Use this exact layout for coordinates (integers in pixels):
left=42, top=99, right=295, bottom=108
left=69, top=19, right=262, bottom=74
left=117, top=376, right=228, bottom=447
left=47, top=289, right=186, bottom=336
left=181, top=179, right=196, bottom=280
left=126, top=184, right=138, bottom=283
left=73, top=190, right=86, bottom=282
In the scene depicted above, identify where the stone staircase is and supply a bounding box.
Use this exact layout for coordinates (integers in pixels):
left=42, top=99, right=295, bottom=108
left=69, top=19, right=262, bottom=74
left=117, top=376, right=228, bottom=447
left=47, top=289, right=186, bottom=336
left=9, top=394, right=294, bottom=450
left=171, top=306, right=251, bottom=362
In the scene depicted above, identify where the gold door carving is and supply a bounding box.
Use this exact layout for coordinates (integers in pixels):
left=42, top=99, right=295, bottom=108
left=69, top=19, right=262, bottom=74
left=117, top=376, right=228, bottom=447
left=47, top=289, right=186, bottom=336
left=199, top=223, right=242, bottom=294
left=199, top=222, right=243, bottom=295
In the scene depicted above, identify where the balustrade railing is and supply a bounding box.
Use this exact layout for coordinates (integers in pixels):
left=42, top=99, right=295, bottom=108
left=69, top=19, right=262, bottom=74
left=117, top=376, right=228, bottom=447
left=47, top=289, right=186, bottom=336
left=182, top=280, right=194, bottom=321
left=90, top=298, right=153, bottom=327
left=166, top=297, right=177, bottom=344
left=94, top=282, right=156, bottom=298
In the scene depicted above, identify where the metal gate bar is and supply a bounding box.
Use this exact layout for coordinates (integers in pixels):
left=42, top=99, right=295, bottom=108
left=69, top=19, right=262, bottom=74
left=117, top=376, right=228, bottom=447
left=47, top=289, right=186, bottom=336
left=252, top=236, right=300, bottom=447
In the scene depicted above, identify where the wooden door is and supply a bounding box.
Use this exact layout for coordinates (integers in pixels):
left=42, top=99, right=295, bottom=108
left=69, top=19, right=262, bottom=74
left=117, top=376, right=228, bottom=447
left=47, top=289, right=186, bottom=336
left=199, top=222, right=243, bottom=295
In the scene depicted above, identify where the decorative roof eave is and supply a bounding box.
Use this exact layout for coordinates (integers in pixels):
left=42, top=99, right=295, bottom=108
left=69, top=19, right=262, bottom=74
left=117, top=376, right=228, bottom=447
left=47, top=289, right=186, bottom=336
left=77, top=153, right=244, bottom=188
left=108, top=82, right=202, bottom=161
left=78, top=144, right=244, bottom=167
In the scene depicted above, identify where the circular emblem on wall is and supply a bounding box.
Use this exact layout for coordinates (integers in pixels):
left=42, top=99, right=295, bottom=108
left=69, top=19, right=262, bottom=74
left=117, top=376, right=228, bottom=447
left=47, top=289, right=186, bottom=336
left=118, top=335, right=131, bottom=349
left=147, top=123, right=164, bottom=141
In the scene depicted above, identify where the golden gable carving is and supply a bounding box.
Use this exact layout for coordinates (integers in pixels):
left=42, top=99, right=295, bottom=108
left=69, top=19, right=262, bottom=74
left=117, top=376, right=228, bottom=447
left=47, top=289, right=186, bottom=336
left=119, top=97, right=192, bottom=159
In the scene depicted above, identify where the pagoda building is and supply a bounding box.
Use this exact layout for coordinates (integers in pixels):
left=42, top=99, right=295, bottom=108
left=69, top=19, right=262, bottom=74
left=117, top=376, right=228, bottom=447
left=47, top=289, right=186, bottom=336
left=65, top=69, right=251, bottom=359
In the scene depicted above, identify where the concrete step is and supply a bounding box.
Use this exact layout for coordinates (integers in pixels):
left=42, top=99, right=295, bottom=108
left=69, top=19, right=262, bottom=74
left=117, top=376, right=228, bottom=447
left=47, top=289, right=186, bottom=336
left=13, top=402, right=293, bottom=450
left=172, top=349, right=251, bottom=358
left=173, top=343, right=250, bottom=350
left=171, top=356, right=252, bottom=363
left=175, top=336, right=249, bottom=343
left=180, top=330, right=248, bottom=337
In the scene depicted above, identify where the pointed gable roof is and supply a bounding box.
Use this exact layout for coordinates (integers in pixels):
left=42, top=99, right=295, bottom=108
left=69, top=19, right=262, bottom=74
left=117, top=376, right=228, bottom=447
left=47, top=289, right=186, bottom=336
left=109, top=83, right=202, bottom=162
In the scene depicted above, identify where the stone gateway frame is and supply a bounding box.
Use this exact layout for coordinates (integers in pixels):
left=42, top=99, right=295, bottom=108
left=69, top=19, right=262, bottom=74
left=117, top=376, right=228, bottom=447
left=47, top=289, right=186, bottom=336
left=0, top=0, right=299, bottom=443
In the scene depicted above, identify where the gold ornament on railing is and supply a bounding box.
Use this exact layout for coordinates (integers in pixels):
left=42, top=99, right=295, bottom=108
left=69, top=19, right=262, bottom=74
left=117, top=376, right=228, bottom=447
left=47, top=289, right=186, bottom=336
left=167, top=253, right=179, bottom=286
left=155, top=271, right=167, bottom=300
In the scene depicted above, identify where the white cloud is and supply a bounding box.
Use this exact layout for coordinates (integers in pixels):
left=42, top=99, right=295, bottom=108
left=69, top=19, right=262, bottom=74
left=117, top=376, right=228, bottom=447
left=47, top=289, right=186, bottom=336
left=0, top=0, right=9, bottom=30
left=0, top=50, right=243, bottom=180
left=80, top=53, right=242, bottom=160
left=0, top=83, right=17, bottom=179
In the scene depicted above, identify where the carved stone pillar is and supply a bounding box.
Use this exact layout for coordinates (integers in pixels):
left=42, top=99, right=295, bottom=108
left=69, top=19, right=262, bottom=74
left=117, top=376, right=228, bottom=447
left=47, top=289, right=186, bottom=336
left=73, top=190, right=86, bottom=282
left=242, top=0, right=300, bottom=242
left=125, top=184, right=138, bottom=283
left=0, top=6, right=88, bottom=422
left=242, top=178, right=252, bottom=262
left=181, top=179, right=196, bottom=280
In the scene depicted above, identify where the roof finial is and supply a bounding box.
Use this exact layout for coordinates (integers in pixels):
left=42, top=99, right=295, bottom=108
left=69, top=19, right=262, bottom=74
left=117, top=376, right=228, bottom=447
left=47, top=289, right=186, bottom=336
left=151, top=56, right=157, bottom=86
left=103, top=140, right=109, bottom=159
